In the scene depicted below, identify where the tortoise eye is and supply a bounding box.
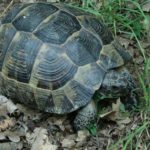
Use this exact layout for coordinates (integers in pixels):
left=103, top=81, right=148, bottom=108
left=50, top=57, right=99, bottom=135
left=112, top=86, right=118, bottom=90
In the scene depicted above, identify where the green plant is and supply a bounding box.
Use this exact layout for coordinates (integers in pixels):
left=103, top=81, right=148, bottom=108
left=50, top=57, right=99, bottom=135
left=107, top=120, right=150, bottom=150
left=98, top=0, right=148, bottom=59
left=139, top=59, right=150, bottom=110
left=68, top=0, right=148, bottom=59
left=87, top=122, right=97, bottom=136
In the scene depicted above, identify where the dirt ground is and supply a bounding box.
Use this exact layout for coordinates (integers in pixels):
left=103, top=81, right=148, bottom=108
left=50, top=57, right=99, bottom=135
left=0, top=0, right=149, bottom=150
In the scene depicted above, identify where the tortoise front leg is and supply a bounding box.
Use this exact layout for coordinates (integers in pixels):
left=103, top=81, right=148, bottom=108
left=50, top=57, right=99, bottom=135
left=73, top=100, right=97, bottom=131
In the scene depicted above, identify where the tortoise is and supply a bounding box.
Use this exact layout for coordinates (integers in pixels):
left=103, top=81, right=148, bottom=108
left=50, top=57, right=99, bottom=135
left=0, top=2, right=137, bottom=130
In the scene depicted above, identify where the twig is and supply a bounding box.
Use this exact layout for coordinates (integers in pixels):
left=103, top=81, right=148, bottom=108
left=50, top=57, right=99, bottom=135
left=0, top=0, right=14, bottom=18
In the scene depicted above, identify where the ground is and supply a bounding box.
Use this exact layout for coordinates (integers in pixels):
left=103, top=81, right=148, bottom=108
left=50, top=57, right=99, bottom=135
left=0, top=0, right=150, bottom=150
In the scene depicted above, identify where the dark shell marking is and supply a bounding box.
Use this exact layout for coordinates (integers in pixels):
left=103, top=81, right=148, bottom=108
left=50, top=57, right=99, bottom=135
left=0, top=2, right=130, bottom=114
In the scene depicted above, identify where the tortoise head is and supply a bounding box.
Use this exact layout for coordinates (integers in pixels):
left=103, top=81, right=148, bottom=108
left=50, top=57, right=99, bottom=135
left=98, top=67, right=133, bottom=99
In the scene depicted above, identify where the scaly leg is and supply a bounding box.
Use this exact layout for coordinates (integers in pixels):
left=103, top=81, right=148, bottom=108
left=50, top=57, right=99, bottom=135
left=73, top=100, right=97, bottom=131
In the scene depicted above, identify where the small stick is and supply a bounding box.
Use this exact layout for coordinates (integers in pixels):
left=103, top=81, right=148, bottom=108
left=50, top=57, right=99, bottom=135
left=0, top=0, right=14, bottom=18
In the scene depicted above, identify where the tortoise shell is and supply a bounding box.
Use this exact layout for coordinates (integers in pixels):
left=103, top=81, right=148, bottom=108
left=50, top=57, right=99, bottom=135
left=0, top=2, right=131, bottom=114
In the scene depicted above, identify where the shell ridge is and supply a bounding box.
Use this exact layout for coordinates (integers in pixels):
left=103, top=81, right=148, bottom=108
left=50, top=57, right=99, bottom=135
left=11, top=4, right=33, bottom=23
left=1, top=31, right=18, bottom=72
left=32, top=10, right=59, bottom=33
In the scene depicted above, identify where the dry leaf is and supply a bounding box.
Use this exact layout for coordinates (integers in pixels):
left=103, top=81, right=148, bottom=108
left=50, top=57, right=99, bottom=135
left=117, top=124, right=125, bottom=130
left=112, top=99, right=121, bottom=112
left=54, top=118, right=65, bottom=131
left=0, top=143, right=12, bottom=150
left=99, top=110, right=117, bottom=121
left=0, top=133, right=6, bottom=141
left=0, top=130, right=25, bottom=143
left=134, top=55, right=144, bottom=65
left=99, top=99, right=121, bottom=121
left=131, top=124, right=138, bottom=131
left=142, top=2, right=150, bottom=12
left=17, top=104, right=42, bottom=121
left=26, top=127, right=58, bottom=150
left=140, top=41, right=150, bottom=49
left=0, top=118, right=16, bottom=131
left=0, top=95, right=8, bottom=104
left=76, top=130, right=89, bottom=142
left=118, top=36, right=131, bottom=49
left=8, top=134, right=20, bottom=143
left=117, top=117, right=131, bottom=125
left=0, top=131, right=23, bottom=149
left=0, top=97, right=8, bottom=117
left=76, top=130, right=90, bottom=147
left=0, top=142, right=23, bottom=150
left=0, top=96, right=17, bottom=132
left=61, top=138, right=75, bottom=148
left=47, top=116, right=66, bottom=131
left=7, top=100, right=18, bottom=114
left=0, top=95, right=18, bottom=116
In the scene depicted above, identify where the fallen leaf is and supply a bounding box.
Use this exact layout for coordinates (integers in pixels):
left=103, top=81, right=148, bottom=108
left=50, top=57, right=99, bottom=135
left=0, top=118, right=16, bottom=131
left=0, top=131, right=24, bottom=149
left=26, top=127, right=58, bottom=150
left=99, top=99, right=122, bottom=121
left=0, top=133, right=6, bottom=141
left=8, top=134, right=20, bottom=143
left=0, top=142, right=23, bottom=150
left=118, top=36, right=132, bottom=49
left=117, top=117, right=131, bottom=125
left=131, top=124, right=138, bottom=131
left=17, top=104, right=42, bottom=121
left=140, top=41, right=150, bottom=49
left=76, top=130, right=90, bottom=142
left=0, top=96, right=9, bottom=117
left=90, top=0, right=103, bottom=10
left=7, top=100, right=18, bottom=114
left=99, top=110, right=117, bottom=121
left=142, top=2, right=150, bottom=12
left=47, top=116, right=67, bottom=131
left=75, top=130, right=90, bottom=148
left=0, top=130, right=25, bottom=143
left=61, top=138, right=75, bottom=148
left=0, top=95, right=8, bottom=104
left=118, top=124, right=125, bottom=130
left=112, top=98, right=121, bottom=112
left=134, top=55, right=144, bottom=65
left=0, top=95, right=18, bottom=117
left=54, top=118, right=65, bottom=131
left=0, top=143, right=12, bottom=150
left=99, top=129, right=110, bottom=138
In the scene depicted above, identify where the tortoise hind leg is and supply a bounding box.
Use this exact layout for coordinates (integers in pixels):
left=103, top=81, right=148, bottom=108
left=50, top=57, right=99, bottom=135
left=73, top=100, right=97, bottom=131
